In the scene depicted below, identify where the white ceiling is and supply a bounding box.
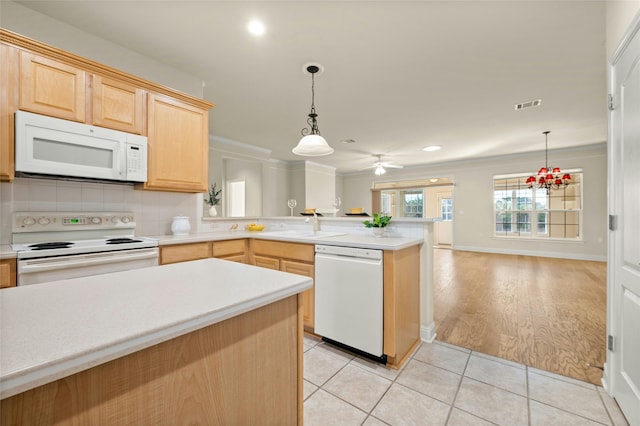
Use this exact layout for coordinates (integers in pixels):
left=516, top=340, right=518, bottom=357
left=15, top=1, right=607, bottom=174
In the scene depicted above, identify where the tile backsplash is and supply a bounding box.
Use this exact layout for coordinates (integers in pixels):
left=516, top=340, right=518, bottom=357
left=0, top=178, right=200, bottom=244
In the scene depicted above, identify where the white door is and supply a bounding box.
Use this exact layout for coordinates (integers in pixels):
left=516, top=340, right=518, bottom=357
left=437, top=193, right=453, bottom=245
left=608, top=13, right=640, bottom=425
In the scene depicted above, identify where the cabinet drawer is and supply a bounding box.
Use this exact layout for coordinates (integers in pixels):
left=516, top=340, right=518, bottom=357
left=160, top=242, right=211, bottom=265
left=212, top=239, right=247, bottom=258
left=251, top=240, right=314, bottom=263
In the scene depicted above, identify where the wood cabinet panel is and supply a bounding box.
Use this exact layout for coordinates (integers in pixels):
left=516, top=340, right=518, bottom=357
left=19, top=51, right=86, bottom=122
left=144, top=93, right=209, bottom=193
left=92, top=75, right=145, bottom=134
left=0, top=258, right=17, bottom=289
left=383, top=245, right=421, bottom=366
left=281, top=260, right=315, bottom=330
left=212, top=239, right=247, bottom=258
left=218, top=254, right=248, bottom=264
left=253, top=255, right=280, bottom=270
left=1, top=295, right=301, bottom=424
left=160, top=242, right=211, bottom=265
left=0, top=43, right=18, bottom=181
left=251, top=240, right=314, bottom=263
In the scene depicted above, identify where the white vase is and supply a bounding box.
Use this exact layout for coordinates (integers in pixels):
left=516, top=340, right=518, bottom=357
left=171, top=216, right=191, bottom=236
left=208, top=205, right=218, bottom=217
left=372, top=227, right=384, bottom=238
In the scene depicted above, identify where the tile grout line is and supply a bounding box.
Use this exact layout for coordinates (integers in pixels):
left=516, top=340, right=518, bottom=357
left=442, top=349, right=471, bottom=425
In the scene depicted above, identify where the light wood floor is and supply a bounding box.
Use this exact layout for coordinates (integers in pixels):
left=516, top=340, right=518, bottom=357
left=433, top=248, right=607, bottom=385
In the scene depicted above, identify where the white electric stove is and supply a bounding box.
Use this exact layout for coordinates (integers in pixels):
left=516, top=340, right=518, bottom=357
left=11, top=212, right=159, bottom=285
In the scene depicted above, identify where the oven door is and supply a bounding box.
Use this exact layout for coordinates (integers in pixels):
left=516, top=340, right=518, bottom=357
left=17, top=247, right=159, bottom=286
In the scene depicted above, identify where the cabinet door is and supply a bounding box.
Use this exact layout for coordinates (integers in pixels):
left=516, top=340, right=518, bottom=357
left=92, top=75, right=145, bottom=134
left=160, top=242, right=211, bottom=265
left=281, top=260, right=315, bottom=330
left=0, top=259, right=17, bottom=288
left=19, top=51, right=86, bottom=122
left=145, top=93, right=208, bottom=192
left=1, top=43, right=18, bottom=181
left=254, top=255, right=280, bottom=270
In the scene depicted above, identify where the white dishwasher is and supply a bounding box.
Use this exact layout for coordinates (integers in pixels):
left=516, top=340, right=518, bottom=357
left=314, top=244, right=385, bottom=362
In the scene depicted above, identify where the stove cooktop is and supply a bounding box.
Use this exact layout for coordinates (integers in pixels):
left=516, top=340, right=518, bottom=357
left=12, top=212, right=158, bottom=259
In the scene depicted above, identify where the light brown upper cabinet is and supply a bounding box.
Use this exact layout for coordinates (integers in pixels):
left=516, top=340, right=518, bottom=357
left=1, top=28, right=213, bottom=190
left=0, top=43, right=18, bottom=181
left=91, top=76, right=145, bottom=134
left=19, top=51, right=87, bottom=122
left=144, top=93, right=209, bottom=192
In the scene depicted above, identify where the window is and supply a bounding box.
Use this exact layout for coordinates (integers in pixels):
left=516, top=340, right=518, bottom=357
left=441, top=198, right=453, bottom=221
left=493, top=173, right=582, bottom=239
left=402, top=190, right=423, bottom=218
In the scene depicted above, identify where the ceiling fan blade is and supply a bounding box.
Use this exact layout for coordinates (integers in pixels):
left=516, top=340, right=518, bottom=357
left=384, top=164, right=404, bottom=169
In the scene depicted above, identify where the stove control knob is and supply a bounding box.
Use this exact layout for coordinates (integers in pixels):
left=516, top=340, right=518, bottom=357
left=38, top=217, right=51, bottom=225
left=90, top=217, right=101, bottom=224
left=121, top=216, right=131, bottom=224
left=111, top=216, right=120, bottom=224
left=22, top=217, right=36, bottom=226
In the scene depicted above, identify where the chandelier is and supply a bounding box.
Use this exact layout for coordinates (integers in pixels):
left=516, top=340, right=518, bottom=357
left=526, top=131, right=571, bottom=192
left=292, top=64, right=334, bottom=156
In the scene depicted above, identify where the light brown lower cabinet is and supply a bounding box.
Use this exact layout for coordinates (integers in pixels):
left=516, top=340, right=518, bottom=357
left=0, top=258, right=17, bottom=288
left=251, top=240, right=316, bottom=331
left=1, top=295, right=303, bottom=425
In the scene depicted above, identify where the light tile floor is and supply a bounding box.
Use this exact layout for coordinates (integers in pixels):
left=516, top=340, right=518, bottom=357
left=303, top=335, right=630, bottom=426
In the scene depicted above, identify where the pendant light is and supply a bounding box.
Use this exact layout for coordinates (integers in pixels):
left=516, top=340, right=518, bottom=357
left=292, top=64, right=334, bottom=156
left=526, top=131, right=571, bottom=192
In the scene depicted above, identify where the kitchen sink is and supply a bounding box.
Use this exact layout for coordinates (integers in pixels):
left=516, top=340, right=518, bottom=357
left=262, top=230, right=346, bottom=240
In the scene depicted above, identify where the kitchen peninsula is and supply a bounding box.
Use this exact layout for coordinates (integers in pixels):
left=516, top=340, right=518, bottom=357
left=0, top=258, right=312, bottom=424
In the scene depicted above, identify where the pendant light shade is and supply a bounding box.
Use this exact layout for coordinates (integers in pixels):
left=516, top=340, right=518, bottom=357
left=293, top=134, right=333, bottom=156
left=293, top=64, right=334, bottom=157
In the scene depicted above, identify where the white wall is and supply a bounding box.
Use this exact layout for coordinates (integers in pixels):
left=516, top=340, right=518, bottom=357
left=341, top=144, right=607, bottom=261
left=606, top=1, right=640, bottom=60
left=304, top=161, right=336, bottom=212
left=0, top=1, right=204, bottom=97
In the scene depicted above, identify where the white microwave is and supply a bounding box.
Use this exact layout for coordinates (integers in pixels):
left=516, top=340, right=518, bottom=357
left=15, top=110, right=147, bottom=183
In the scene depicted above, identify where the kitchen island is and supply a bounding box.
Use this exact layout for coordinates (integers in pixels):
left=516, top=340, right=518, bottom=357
left=0, top=258, right=312, bottom=424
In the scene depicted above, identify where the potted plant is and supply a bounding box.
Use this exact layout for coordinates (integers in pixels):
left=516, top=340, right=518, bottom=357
left=363, top=213, right=392, bottom=237
left=205, top=183, right=222, bottom=217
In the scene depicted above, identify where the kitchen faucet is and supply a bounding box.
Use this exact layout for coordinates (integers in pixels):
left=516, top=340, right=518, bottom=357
left=305, top=212, right=321, bottom=233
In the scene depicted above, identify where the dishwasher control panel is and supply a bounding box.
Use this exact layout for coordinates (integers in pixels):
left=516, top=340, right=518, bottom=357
left=315, top=244, right=383, bottom=260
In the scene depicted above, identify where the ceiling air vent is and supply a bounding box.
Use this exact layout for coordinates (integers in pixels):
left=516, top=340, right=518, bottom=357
left=515, top=99, right=542, bottom=110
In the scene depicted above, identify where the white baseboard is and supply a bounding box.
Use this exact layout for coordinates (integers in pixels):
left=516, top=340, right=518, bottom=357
left=452, top=245, right=606, bottom=262
left=420, top=322, right=437, bottom=343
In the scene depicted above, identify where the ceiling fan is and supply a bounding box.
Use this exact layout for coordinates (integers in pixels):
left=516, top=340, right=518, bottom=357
left=365, top=155, right=404, bottom=175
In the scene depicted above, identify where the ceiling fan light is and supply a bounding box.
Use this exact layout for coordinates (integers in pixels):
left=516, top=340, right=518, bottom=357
left=292, top=134, right=334, bottom=156
left=374, top=165, right=386, bottom=175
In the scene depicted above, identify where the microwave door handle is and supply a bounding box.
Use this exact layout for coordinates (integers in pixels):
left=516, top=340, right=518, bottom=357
left=19, top=250, right=158, bottom=273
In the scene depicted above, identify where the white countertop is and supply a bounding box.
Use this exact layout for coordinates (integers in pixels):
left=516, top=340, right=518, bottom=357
left=0, top=245, right=16, bottom=259
left=154, top=231, right=423, bottom=251
left=0, top=258, right=312, bottom=399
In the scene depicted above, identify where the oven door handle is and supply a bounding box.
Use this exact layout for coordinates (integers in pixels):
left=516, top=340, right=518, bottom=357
left=18, top=249, right=159, bottom=273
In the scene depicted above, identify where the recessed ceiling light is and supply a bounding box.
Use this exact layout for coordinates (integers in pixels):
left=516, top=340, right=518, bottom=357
left=423, top=145, right=441, bottom=152
left=429, top=178, right=439, bottom=183
left=247, top=20, right=265, bottom=36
